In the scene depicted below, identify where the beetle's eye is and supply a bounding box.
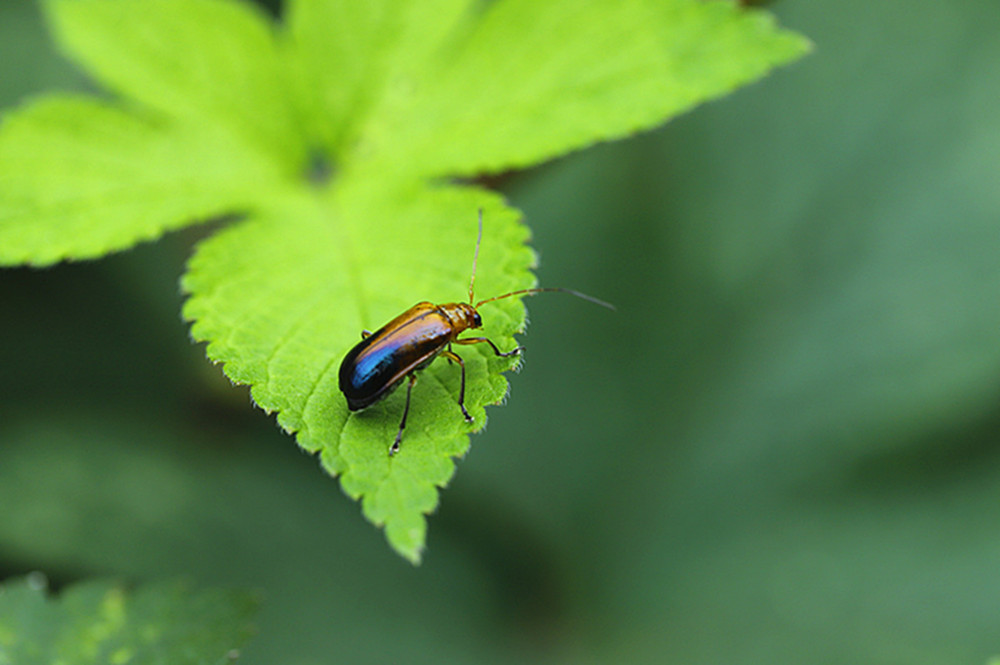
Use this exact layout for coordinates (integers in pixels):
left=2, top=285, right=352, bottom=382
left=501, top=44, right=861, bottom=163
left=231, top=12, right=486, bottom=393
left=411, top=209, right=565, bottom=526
left=473, top=312, right=482, bottom=327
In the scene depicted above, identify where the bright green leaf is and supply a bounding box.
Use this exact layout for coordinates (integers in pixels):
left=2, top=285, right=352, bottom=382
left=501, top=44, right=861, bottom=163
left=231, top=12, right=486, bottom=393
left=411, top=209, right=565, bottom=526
left=0, top=0, right=808, bottom=559
left=290, top=0, right=811, bottom=177
left=285, top=0, right=475, bottom=161
left=181, top=179, right=533, bottom=562
left=46, top=0, right=305, bottom=165
left=0, top=95, right=284, bottom=265
left=0, top=575, right=258, bottom=665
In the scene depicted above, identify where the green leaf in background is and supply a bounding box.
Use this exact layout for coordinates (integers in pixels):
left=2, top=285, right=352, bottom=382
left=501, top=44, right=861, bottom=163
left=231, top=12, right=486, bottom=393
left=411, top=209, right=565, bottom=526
left=0, top=574, right=258, bottom=664
left=0, top=95, right=284, bottom=264
left=0, top=0, right=808, bottom=560
left=289, top=0, right=809, bottom=177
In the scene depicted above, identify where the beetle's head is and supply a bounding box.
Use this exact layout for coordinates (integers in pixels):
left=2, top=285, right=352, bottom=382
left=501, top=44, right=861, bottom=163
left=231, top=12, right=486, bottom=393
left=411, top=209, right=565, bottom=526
left=441, top=302, right=482, bottom=332
left=458, top=302, right=482, bottom=330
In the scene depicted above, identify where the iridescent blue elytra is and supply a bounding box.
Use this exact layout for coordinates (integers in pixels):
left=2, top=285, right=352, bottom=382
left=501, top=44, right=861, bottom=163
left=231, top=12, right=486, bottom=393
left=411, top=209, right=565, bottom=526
left=337, top=210, right=614, bottom=456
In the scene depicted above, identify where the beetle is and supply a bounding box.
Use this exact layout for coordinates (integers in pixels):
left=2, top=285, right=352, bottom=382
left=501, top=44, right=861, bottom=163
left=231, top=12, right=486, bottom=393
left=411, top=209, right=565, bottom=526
left=338, top=210, right=613, bottom=456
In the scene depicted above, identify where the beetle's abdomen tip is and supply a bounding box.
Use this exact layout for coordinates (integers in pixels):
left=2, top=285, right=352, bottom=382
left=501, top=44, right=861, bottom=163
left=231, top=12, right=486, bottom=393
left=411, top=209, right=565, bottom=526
left=344, top=395, right=368, bottom=411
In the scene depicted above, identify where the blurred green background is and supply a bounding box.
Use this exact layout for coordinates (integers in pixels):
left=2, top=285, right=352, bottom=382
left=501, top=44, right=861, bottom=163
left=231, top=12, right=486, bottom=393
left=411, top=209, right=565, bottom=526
left=2, top=0, right=999, bottom=663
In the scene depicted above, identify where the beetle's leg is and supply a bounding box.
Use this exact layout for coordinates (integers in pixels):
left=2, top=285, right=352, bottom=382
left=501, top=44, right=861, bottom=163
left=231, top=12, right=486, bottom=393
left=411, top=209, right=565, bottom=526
left=455, top=336, right=524, bottom=357
left=390, top=373, right=418, bottom=456
left=361, top=329, right=372, bottom=339
left=441, top=349, right=473, bottom=422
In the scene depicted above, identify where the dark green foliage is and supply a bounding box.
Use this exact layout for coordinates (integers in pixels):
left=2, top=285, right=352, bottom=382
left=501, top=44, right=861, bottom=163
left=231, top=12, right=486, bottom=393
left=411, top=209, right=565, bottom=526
left=0, top=575, right=258, bottom=664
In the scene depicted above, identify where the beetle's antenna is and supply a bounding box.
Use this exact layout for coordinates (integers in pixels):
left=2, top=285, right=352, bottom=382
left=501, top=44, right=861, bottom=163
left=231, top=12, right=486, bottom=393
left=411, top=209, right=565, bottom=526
left=468, top=208, right=483, bottom=305
left=477, top=287, right=616, bottom=311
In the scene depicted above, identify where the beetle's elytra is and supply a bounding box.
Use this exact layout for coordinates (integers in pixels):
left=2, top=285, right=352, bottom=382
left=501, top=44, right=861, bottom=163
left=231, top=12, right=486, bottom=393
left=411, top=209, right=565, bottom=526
left=338, top=211, right=613, bottom=456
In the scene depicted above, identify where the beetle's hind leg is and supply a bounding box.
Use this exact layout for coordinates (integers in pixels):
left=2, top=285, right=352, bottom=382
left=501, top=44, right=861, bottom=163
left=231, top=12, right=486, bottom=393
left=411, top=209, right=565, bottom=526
left=390, top=373, right=418, bottom=456
left=441, top=347, right=473, bottom=422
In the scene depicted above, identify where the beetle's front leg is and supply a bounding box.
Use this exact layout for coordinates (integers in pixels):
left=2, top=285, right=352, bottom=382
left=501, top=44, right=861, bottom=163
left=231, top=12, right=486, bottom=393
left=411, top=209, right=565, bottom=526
left=454, top=336, right=524, bottom=357
left=441, top=348, right=473, bottom=422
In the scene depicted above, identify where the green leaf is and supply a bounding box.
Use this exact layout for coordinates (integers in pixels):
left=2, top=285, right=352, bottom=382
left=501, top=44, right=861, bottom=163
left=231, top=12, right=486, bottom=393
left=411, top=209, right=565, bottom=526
left=0, top=575, right=258, bottom=664
left=181, top=179, right=533, bottom=562
left=0, top=0, right=808, bottom=560
left=289, top=0, right=811, bottom=177
left=0, top=95, right=284, bottom=265
left=46, top=0, right=305, bottom=164
left=286, top=0, right=475, bottom=162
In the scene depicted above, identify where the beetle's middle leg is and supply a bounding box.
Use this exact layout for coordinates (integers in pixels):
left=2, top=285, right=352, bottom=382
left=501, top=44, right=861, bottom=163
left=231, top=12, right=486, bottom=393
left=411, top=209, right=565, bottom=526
left=390, top=373, right=418, bottom=456
left=441, top=346, right=473, bottom=422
